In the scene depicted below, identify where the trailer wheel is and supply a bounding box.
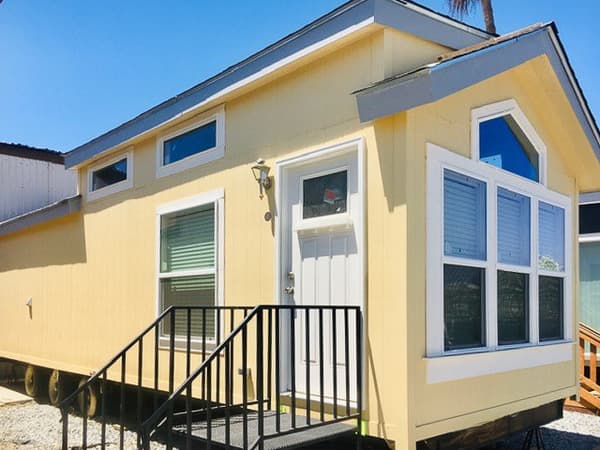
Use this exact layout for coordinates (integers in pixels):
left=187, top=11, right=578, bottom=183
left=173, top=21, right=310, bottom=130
left=48, top=370, right=71, bottom=406
left=24, top=365, right=43, bottom=398
left=77, top=377, right=99, bottom=418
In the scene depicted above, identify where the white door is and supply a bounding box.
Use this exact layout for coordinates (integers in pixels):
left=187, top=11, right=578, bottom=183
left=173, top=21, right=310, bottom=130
left=281, top=148, right=362, bottom=405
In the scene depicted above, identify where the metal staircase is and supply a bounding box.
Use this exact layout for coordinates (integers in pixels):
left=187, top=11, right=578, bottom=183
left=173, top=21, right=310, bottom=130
left=60, top=305, right=362, bottom=450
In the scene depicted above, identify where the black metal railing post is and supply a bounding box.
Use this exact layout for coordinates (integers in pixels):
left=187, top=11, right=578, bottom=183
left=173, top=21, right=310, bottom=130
left=257, top=308, right=265, bottom=450
left=137, top=337, right=143, bottom=448
left=356, top=308, right=363, bottom=448
left=61, top=409, right=68, bottom=450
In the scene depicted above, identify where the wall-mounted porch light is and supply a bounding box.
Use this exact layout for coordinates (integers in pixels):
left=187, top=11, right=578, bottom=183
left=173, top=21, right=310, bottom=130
left=251, top=159, right=272, bottom=199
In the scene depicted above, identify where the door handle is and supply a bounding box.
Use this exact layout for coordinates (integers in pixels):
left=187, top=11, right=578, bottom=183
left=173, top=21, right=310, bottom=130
left=284, top=286, right=294, bottom=294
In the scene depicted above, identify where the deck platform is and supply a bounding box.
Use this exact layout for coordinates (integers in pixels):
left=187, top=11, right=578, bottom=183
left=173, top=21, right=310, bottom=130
left=173, top=410, right=356, bottom=449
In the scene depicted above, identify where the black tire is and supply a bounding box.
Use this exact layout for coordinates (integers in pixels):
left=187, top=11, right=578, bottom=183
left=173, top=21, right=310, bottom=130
left=24, top=365, right=43, bottom=398
left=77, top=377, right=99, bottom=418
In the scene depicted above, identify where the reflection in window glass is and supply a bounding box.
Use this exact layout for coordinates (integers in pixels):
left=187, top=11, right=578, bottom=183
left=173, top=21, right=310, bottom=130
left=92, top=158, right=127, bottom=191
left=497, top=271, right=529, bottom=345
left=303, top=171, right=347, bottom=219
left=539, top=202, right=565, bottom=271
left=479, top=115, right=539, bottom=182
left=444, top=264, right=486, bottom=351
left=539, top=276, right=563, bottom=341
left=163, top=121, right=217, bottom=166
left=443, top=169, right=486, bottom=260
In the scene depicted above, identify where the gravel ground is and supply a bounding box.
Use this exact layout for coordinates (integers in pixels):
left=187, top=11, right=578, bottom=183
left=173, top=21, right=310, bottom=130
left=501, top=410, right=600, bottom=450
left=1, top=399, right=600, bottom=449
left=0, top=401, right=165, bottom=450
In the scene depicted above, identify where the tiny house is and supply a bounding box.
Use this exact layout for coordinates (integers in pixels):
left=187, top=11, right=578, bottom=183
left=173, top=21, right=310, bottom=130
left=1, top=1, right=600, bottom=449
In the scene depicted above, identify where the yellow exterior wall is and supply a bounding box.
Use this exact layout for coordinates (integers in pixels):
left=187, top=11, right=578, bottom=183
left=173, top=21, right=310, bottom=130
left=0, top=24, right=599, bottom=450
left=403, top=54, right=600, bottom=446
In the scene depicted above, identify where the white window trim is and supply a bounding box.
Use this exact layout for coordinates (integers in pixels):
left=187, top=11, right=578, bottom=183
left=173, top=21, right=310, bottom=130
left=471, top=99, right=547, bottom=185
left=86, top=149, right=133, bottom=201
left=156, top=105, right=225, bottom=179
left=155, top=188, right=225, bottom=347
left=426, top=143, right=573, bottom=382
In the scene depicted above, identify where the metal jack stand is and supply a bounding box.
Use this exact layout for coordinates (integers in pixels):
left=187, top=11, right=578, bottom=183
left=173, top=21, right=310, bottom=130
left=521, top=427, right=546, bottom=450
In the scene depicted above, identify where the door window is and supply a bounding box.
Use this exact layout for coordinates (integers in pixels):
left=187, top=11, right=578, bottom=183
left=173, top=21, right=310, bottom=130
left=302, top=170, right=347, bottom=219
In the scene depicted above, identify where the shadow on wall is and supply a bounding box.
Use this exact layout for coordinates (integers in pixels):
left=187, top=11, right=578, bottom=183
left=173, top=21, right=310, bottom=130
left=0, top=213, right=87, bottom=271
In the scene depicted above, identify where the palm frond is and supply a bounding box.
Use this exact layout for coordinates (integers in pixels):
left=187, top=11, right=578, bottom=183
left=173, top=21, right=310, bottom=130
left=446, top=0, right=478, bottom=17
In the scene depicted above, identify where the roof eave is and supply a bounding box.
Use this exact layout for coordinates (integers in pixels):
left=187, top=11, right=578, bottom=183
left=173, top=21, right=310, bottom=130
left=355, top=26, right=600, bottom=162
left=64, top=0, right=490, bottom=169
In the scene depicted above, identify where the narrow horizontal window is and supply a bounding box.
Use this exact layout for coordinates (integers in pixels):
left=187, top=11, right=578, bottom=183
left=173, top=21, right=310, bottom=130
left=163, top=120, right=217, bottom=166
left=539, top=202, right=565, bottom=272
left=539, top=276, right=564, bottom=341
left=443, top=169, right=486, bottom=260
left=497, top=271, right=529, bottom=345
left=497, top=188, right=530, bottom=266
left=91, top=157, right=127, bottom=191
left=444, top=264, right=486, bottom=351
left=303, top=170, right=348, bottom=219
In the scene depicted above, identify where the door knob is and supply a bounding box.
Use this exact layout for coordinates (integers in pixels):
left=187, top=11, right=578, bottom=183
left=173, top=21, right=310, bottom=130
left=284, top=286, right=294, bottom=294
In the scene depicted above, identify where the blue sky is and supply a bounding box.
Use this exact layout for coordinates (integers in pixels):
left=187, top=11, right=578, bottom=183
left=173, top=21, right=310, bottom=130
left=0, top=1, right=598, bottom=152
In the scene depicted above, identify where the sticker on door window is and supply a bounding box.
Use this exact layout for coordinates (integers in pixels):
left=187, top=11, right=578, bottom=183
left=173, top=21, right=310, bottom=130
left=303, top=170, right=347, bottom=219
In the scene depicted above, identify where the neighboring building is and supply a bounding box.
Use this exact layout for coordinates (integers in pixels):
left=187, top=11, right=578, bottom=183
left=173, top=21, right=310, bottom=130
left=579, top=193, right=600, bottom=330
left=0, top=142, right=77, bottom=221
left=1, top=1, right=600, bottom=449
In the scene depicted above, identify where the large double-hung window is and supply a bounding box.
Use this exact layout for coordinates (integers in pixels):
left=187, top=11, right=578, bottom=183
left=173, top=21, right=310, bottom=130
left=426, top=100, right=572, bottom=380
left=157, top=190, right=224, bottom=342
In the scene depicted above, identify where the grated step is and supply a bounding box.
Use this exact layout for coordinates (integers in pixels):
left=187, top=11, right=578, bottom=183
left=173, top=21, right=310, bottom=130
left=172, top=410, right=356, bottom=449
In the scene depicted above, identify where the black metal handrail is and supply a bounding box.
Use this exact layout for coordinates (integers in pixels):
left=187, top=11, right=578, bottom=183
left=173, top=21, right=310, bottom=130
left=60, top=305, right=253, bottom=450
left=141, top=305, right=363, bottom=450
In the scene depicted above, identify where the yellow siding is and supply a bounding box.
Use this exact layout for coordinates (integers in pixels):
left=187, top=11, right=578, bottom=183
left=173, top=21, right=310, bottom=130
left=404, top=55, right=600, bottom=445
left=0, top=26, right=599, bottom=450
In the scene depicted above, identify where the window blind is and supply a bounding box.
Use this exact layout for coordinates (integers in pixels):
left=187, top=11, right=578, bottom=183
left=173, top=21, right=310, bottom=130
left=161, top=275, right=216, bottom=338
left=539, top=201, right=565, bottom=271
left=444, top=169, right=487, bottom=260
left=497, top=187, right=530, bottom=266
left=161, top=205, right=215, bottom=273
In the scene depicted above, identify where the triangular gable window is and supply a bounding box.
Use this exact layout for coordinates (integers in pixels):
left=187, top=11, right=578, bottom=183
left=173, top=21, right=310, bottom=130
left=473, top=100, right=545, bottom=184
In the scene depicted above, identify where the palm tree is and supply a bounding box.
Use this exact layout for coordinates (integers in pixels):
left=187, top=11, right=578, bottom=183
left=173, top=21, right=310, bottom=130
left=447, top=0, right=497, bottom=34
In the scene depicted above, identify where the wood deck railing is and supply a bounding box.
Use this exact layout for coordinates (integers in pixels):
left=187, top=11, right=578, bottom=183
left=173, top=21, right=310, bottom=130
left=577, top=322, right=600, bottom=412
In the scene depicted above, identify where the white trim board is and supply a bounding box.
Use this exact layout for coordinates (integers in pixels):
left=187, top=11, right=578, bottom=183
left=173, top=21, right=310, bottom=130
left=425, top=342, right=573, bottom=384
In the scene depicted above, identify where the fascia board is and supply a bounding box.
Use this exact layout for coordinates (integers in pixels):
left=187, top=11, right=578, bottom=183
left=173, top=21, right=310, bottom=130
left=356, top=28, right=600, bottom=162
